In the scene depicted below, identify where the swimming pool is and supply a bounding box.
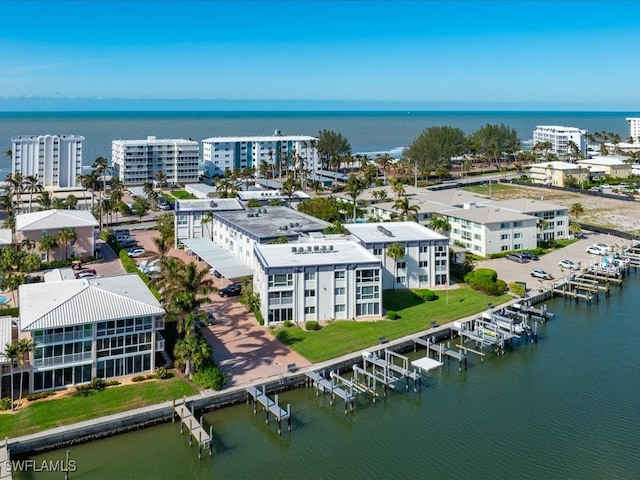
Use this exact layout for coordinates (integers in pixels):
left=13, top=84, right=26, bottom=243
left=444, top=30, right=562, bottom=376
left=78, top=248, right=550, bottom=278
left=0, top=296, right=9, bottom=304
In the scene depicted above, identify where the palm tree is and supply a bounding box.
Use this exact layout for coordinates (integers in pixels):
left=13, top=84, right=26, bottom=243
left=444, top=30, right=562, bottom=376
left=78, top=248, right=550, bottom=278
left=36, top=191, right=53, bottom=210
left=16, top=338, right=34, bottom=408
left=5, top=172, right=24, bottom=214
left=92, top=156, right=109, bottom=197
left=428, top=216, right=451, bottom=236
left=569, top=222, right=583, bottom=238
left=39, top=232, right=58, bottom=262
left=201, top=212, right=213, bottom=241
left=57, top=227, right=77, bottom=259
left=281, top=177, right=298, bottom=208
left=19, top=236, right=35, bottom=253
left=375, top=153, right=393, bottom=184
left=78, top=171, right=101, bottom=211
left=23, top=175, right=43, bottom=213
left=173, top=333, right=211, bottom=377
left=392, top=195, right=419, bottom=221
left=65, top=194, right=78, bottom=210
left=569, top=202, right=585, bottom=219
left=153, top=235, right=170, bottom=259
left=344, top=175, right=365, bottom=221
left=3, top=342, right=19, bottom=411
left=155, top=170, right=168, bottom=194
left=386, top=242, right=406, bottom=290
left=389, top=177, right=405, bottom=199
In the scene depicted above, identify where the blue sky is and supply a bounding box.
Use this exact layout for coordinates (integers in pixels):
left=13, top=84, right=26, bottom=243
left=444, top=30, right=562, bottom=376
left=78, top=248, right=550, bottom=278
left=1, top=0, right=639, bottom=110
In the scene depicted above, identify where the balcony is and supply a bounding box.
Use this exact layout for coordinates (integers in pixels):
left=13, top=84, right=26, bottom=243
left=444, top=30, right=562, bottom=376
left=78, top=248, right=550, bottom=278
left=33, top=351, right=92, bottom=368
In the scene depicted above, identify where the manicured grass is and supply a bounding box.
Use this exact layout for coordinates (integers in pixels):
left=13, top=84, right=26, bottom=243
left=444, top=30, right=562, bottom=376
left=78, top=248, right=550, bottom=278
left=462, top=183, right=514, bottom=195
left=0, top=376, right=196, bottom=439
left=171, top=190, right=197, bottom=200
left=273, top=286, right=510, bottom=363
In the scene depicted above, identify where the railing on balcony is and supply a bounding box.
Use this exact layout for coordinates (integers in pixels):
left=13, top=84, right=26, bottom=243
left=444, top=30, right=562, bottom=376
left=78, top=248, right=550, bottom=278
left=33, top=351, right=92, bottom=368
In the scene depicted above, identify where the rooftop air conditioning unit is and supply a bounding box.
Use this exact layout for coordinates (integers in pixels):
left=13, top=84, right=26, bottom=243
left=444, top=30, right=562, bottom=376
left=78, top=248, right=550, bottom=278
left=291, top=246, right=298, bottom=253
left=328, top=245, right=334, bottom=251
left=321, top=245, right=327, bottom=252
left=314, top=245, right=320, bottom=252
left=306, top=246, right=312, bottom=252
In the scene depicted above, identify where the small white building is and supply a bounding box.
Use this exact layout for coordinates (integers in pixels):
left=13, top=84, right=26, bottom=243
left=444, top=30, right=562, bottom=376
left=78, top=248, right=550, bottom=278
left=11, top=134, right=84, bottom=188
left=201, top=134, right=319, bottom=178
left=577, top=155, right=632, bottom=179
left=18, top=273, right=165, bottom=392
left=174, top=198, right=244, bottom=247
left=441, top=204, right=538, bottom=257
left=528, top=161, right=585, bottom=187
left=185, top=183, right=217, bottom=199
left=254, top=238, right=382, bottom=325
left=112, top=136, right=199, bottom=186
left=345, top=222, right=450, bottom=289
left=484, top=198, right=569, bottom=241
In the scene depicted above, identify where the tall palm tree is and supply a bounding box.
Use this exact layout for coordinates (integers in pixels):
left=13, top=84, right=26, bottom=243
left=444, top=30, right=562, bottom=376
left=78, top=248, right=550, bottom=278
left=569, top=202, right=585, bottom=220
left=201, top=212, right=213, bottom=240
left=392, top=195, right=419, bottom=221
left=65, top=194, right=78, bottom=210
left=155, top=170, right=167, bottom=194
left=173, top=333, right=211, bottom=377
left=36, top=191, right=53, bottom=210
left=386, top=242, right=406, bottom=290
left=345, top=175, right=365, bottom=222
left=5, top=172, right=24, bottom=214
left=92, top=156, right=109, bottom=198
left=23, top=175, right=43, bottom=213
left=3, top=342, right=19, bottom=411
left=281, top=177, right=298, bottom=208
left=57, top=227, right=77, bottom=259
left=78, top=171, right=100, bottom=211
left=19, top=236, right=35, bottom=253
left=428, top=216, right=451, bottom=236
left=39, top=232, right=58, bottom=262
left=16, top=338, right=34, bottom=408
left=389, top=177, right=405, bottom=199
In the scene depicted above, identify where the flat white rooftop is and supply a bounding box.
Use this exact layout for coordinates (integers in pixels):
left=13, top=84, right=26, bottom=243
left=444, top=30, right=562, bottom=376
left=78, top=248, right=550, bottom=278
left=345, top=221, right=447, bottom=243
left=175, top=198, right=243, bottom=212
left=255, top=239, right=379, bottom=268
left=202, top=134, right=317, bottom=143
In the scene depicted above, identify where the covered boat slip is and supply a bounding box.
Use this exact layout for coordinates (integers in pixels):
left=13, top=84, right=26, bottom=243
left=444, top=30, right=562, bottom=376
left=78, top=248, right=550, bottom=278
left=180, top=238, right=253, bottom=279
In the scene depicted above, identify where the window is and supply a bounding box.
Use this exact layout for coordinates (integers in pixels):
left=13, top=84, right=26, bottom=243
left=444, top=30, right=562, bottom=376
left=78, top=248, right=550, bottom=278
left=268, top=273, right=293, bottom=287
left=304, top=306, right=316, bottom=315
left=356, top=285, right=379, bottom=299
left=396, top=276, right=406, bottom=283
left=501, top=245, right=509, bottom=251
left=356, top=269, right=379, bottom=283
left=514, top=232, right=522, bottom=239
left=474, top=233, right=482, bottom=240
left=335, top=287, right=345, bottom=295
left=500, top=222, right=509, bottom=229
left=501, top=234, right=509, bottom=240
left=419, top=275, right=428, bottom=282
left=304, top=289, right=316, bottom=297
left=397, top=261, right=407, bottom=269
left=304, top=272, right=316, bottom=281
left=335, top=304, right=345, bottom=313
left=373, top=248, right=382, bottom=256
left=419, top=246, right=429, bottom=253
left=334, top=270, right=346, bottom=279
left=513, top=221, right=522, bottom=227
left=419, top=260, right=428, bottom=267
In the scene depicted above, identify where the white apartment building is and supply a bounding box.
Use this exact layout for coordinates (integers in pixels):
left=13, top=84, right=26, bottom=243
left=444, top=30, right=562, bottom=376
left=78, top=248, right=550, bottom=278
left=484, top=198, right=569, bottom=241
left=528, top=161, right=586, bottom=187
left=112, top=136, right=199, bottom=186
left=254, top=238, right=382, bottom=325
left=533, top=125, right=587, bottom=158
left=627, top=117, right=640, bottom=143
left=201, top=134, right=319, bottom=178
left=18, top=273, right=165, bottom=392
left=345, top=222, right=450, bottom=289
left=208, top=207, right=330, bottom=272
left=11, top=134, right=84, bottom=188
left=174, top=198, right=244, bottom=247
left=441, top=204, right=538, bottom=257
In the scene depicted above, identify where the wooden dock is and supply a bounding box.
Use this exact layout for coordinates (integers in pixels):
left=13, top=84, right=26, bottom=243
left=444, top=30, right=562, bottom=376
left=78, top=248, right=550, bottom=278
left=306, top=370, right=355, bottom=414
left=246, top=385, right=291, bottom=434
left=414, top=336, right=468, bottom=370
left=173, top=398, right=212, bottom=459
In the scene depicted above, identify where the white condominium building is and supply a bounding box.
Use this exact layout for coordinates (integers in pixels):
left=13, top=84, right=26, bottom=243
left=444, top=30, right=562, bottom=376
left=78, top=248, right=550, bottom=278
left=627, top=118, right=640, bottom=143
left=11, top=134, right=84, bottom=188
left=533, top=125, right=587, bottom=158
left=345, top=222, right=450, bottom=290
left=254, top=238, right=382, bottom=325
left=201, top=133, right=319, bottom=178
left=112, top=136, right=199, bottom=186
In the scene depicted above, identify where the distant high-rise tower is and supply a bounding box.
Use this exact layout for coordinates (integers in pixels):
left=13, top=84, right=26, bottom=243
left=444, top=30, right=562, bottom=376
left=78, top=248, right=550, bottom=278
left=626, top=118, right=640, bottom=143
left=11, top=134, right=84, bottom=188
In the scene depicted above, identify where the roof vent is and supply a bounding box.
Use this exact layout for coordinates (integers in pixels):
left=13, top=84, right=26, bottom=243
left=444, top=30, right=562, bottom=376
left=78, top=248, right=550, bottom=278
left=376, top=225, right=394, bottom=237
left=328, top=245, right=334, bottom=251
left=291, top=246, right=298, bottom=253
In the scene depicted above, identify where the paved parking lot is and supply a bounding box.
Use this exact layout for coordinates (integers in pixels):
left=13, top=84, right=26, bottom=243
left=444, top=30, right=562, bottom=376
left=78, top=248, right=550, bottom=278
left=475, top=231, right=631, bottom=292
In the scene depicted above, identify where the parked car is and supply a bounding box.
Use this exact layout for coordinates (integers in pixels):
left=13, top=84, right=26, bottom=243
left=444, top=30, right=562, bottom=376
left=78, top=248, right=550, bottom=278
left=159, top=203, right=174, bottom=210
left=559, top=259, right=580, bottom=270
left=219, top=283, right=242, bottom=297
left=506, top=253, right=529, bottom=263
left=521, top=252, right=539, bottom=261
left=114, top=229, right=130, bottom=237
left=75, top=270, right=97, bottom=279
left=209, top=267, right=223, bottom=278
left=586, top=245, right=607, bottom=255
left=531, top=269, right=553, bottom=280
left=119, top=237, right=137, bottom=248
left=594, top=243, right=611, bottom=252
left=127, top=247, right=146, bottom=257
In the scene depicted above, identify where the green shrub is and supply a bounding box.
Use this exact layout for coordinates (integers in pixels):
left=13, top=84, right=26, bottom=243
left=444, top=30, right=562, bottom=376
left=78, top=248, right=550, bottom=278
left=90, top=378, right=106, bottom=390
left=26, top=391, right=56, bottom=402
left=509, top=282, right=526, bottom=297
left=155, top=366, right=169, bottom=379
left=305, top=320, right=321, bottom=331
left=464, top=268, right=506, bottom=296
left=283, top=320, right=292, bottom=328
left=418, top=290, right=438, bottom=302
left=105, top=380, right=120, bottom=387
left=131, top=375, right=148, bottom=383
left=386, top=310, right=399, bottom=320
left=0, top=397, right=11, bottom=411
left=191, top=365, right=226, bottom=390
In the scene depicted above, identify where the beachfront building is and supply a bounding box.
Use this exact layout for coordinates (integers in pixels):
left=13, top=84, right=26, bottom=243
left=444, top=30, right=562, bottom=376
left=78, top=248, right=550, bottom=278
left=207, top=207, right=331, bottom=272
left=18, top=273, right=166, bottom=392
left=201, top=134, right=319, bottom=179
left=627, top=118, right=640, bottom=143
left=11, top=135, right=84, bottom=188
left=345, top=222, right=450, bottom=290
left=484, top=198, right=569, bottom=241
left=15, top=209, right=99, bottom=261
left=111, top=136, right=199, bottom=186
left=441, top=204, right=538, bottom=257
left=174, top=198, right=244, bottom=247
left=253, top=237, right=382, bottom=325
left=577, top=156, right=632, bottom=179
left=528, top=161, right=585, bottom=187
left=533, top=126, right=588, bottom=159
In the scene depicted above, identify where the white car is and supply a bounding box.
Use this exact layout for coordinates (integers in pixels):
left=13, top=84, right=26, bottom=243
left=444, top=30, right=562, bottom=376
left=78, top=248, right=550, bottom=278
left=586, top=245, right=607, bottom=255
left=531, top=269, right=553, bottom=280
left=559, top=259, right=580, bottom=270
left=127, top=247, right=145, bottom=257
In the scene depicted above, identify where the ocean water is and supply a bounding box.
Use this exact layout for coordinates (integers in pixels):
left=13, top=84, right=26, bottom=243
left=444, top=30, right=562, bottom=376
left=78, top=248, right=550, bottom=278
left=0, top=111, right=636, bottom=177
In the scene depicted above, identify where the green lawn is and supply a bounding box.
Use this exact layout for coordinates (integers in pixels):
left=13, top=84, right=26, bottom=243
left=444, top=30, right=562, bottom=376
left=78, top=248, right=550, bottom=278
left=273, top=286, right=510, bottom=363
left=0, top=376, right=196, bottom=439
left=171, top=190, right=197, bottom=200
left=462, top=183, right=515, bottom=195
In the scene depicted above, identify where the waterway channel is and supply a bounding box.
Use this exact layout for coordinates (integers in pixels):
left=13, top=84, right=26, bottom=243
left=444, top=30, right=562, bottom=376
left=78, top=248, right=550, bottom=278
left=17, top=274, right=640, bottom=479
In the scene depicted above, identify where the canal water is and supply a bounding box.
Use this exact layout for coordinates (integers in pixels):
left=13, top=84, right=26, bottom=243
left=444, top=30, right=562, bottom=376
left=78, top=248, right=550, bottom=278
left=18, top=275, right=640, bottom=479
